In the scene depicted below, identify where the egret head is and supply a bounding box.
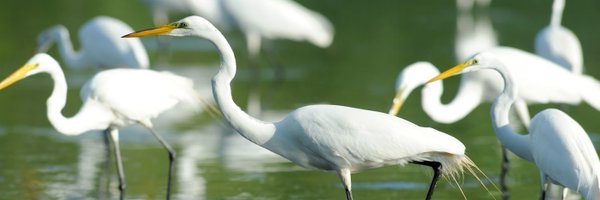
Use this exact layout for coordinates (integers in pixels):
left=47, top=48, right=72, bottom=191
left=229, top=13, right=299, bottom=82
left=0, top=53, right=58, bottom=90
left=426, top=52, right=497, bottom=83
left=388, top=62, right=440, bottom=116
left=123, top=16, right=219, bottom=39
left=36, top=25, right=67, bottom=53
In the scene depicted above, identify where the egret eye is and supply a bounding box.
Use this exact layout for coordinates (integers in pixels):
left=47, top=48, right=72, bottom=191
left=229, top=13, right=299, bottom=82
left=178, top=22, right=188, bottom=28
left=470, top=59, right=479, bottom=65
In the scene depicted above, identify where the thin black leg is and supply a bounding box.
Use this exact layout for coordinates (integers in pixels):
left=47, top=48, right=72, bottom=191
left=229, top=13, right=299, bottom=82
left=107, top=128, right=126, bottom=200
left=345, top=188, right=353, bottom=200
left=500, top=147, right=510, bottom=200
left=411, top=161, right=442, bottom=200
left=145, top=126, right=176, bottom=200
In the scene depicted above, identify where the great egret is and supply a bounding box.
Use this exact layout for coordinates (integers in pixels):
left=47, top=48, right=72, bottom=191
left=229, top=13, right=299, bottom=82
left=142, top=0, right=333, bottom=58
left=123, top=16, right=491, bottom=200
left=388, top=47, right=600, bottom=198
left=428, top=53, right=600, bottom=200
left=37, top=16, right=149, bottom=70
left=390, top=47, right=600, bottom=125
left=535, top=0, right=583, bottom=74
left=0, top=53, right=198, bottom=199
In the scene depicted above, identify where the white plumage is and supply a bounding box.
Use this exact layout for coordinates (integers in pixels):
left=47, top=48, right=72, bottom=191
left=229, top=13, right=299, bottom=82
left=123, top=15, right=482, bottom=200
left=0, top=53, right=196, bottom=198
left=37, top=16, right=149, bottom=69
left=390, top=47, right=600, bottom=126
left=429, top=52, right=600, bottom=200
left=534, top=0, right=583, bottom=74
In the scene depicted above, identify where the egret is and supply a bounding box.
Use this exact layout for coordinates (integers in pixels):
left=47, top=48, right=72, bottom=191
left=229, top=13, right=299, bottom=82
left=390, top=47, right=600, bottom=125
left=389, top=47, right=600, bottom=198
left=0, top=53, right=198, bottom=199
left=142, top=0, right=333, bottom=61
left=37, top=16, right=149, bottom=70
left=123, top=16, right=491, bottom=200
left=428, top=53, right=600, bottom=200
left=535, top=0, right=583, bottom=74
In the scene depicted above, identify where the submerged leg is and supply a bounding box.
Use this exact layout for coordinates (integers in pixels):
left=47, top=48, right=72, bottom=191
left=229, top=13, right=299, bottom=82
left=336, top=168, right=353, bottom=200
left=107, top=128, right=126, bottom=200
left=142, top=124, right=176, bottom=200
left=500, top=147, right=510, bottom=200
left=411, top=161, right=442, bottom=200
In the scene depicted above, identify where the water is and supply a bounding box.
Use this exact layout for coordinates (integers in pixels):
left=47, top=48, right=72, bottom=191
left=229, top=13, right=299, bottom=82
left=0, top=0, right=599, bottom=199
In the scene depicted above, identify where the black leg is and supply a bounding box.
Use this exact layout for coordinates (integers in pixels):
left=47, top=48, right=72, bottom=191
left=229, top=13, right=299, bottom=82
left=411, top=161, right=442, bottom=200
left=541, top=188, right=547, bottom=200
left=144, top=126, right=176, bottom=200
left=540, top=178, right=548, bottom=200
left=106, top=128, right=126, bottom=200
left=500, top=147, right=510, bottom=200
left=345, top=188, right=353, bottom=200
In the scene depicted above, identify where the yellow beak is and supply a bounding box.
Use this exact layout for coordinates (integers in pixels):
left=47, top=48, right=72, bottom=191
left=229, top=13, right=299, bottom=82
left=388, top=87, right=405, bottom=116
left=426, top=60, right=473, bottom=84
left=0, top=64, right=38, bottom=90
left=122, top=24, right=176, bottom=38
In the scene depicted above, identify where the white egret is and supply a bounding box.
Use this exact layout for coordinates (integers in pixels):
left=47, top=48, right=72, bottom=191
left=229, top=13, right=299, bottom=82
left=390, top=47, right=600, bottom=125
left=535, top=0, right=583, bottom=74
left=389, top=47, right=600, bottom=198
left=428, top=53, right=600, bottom=200
left=0, top=53, right=198, bottom=199
left=142, top=0, right=333, bottom=59
left=123, top=16, right=491, bottom=200
left=37, top=16, right=149, bottom=70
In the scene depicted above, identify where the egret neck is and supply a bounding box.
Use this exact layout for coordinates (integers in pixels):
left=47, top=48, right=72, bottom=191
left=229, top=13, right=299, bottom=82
left=208, top=30, right=276, bottom=145
left=486, top=62, right=533, bottom=162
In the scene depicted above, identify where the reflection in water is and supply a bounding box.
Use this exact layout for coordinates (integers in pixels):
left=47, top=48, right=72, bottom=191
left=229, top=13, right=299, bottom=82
left=175, top=128, right=219, bottom=199
left=42, top=134, right=106, bottom=199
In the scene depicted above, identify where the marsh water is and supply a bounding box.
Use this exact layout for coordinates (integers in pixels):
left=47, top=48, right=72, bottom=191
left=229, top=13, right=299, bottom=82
left=1, top=0, right=600, bottom=199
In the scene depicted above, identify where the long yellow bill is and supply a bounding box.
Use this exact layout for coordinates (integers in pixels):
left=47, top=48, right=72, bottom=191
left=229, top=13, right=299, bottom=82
left=0, top=64, right=38, bottom=90
left=122, top=24, right=176, bottom=38
left=388, top=87, right=405, bottom=116
left=426, top=60, right=474, bottom=84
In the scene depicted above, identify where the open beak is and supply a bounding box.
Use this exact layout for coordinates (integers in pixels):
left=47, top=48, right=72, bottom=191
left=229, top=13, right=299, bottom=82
left=122, top=24, right=176, bottom=38
left=426, top=60, right=473, bottom=84
left=388, top=87, right=405, bottom=116
left=0, top=64, right=38, bottom=90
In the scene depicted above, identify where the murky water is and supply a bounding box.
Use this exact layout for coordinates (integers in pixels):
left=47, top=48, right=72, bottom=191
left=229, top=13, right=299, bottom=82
left=0, top=0, right=599, bottom=199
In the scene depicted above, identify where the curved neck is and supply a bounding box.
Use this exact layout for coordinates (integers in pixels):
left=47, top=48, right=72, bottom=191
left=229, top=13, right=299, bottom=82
left=550, top=0, right=564, bottom=27
left=52, top=28, right=85, bottom=69
left=208, top=31, right=276, bottom=145
left=487, top=64, right=534, bottom=162
left=45, top=66, right=99, bottom=135
left=421, top=77, right=483, bottom=123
